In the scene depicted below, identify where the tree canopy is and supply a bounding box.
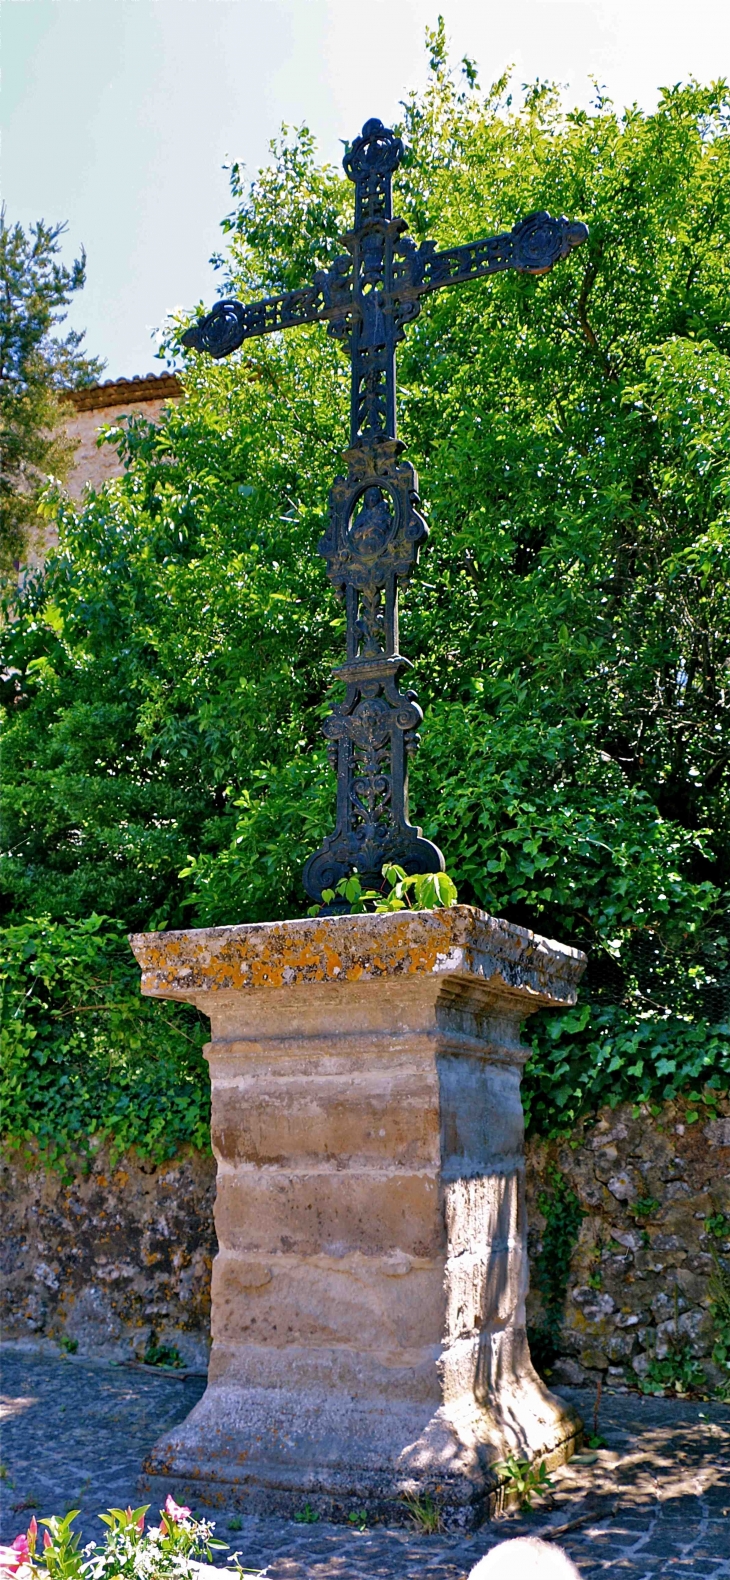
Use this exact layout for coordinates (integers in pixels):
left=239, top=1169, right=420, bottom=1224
left=0, top=208, right=104, bottom=570
left=2, top=31, right=730, bottom=1145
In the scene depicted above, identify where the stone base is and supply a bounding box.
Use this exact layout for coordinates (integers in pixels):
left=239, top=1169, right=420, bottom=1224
left=131, top=909, right=586, bottom=1528
left=140, top=1366, right=580, bottom=1527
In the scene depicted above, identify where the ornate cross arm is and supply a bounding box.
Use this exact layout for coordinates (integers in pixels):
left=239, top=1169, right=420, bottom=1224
left=179, top=278, right=351, bottom=359
left=180, top=212, right=587, bottom=360
left=397, top=210, right=588, bottom=297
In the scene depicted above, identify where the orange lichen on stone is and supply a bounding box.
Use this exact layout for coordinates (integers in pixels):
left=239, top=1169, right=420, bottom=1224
left=128, top=907, right=585, bottom=1012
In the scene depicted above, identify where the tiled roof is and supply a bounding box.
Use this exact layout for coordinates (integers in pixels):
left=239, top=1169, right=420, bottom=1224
left=62, top=372, right=183, bottom=413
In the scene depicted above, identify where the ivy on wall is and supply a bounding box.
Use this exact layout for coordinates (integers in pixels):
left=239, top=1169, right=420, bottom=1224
left=527, top=1167, right=585, bottom=1373
left=0, top=916, right=210, bottom=1169
left=524, top=1003, right=730, bottom=1137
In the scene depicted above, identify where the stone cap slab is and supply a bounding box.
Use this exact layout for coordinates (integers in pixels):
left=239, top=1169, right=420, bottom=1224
left=129, top=907, right=586, bottom=1012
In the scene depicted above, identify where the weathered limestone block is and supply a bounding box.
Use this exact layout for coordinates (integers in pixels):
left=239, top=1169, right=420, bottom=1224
left=129, top=907, right=586, bottom=1525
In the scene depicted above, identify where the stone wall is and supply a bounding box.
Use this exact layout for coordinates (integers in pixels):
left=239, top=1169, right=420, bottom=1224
left=0, top=1146, right=215, bottom=1370
left=3, top=1099, right=729, bottom=1390
left=525, top=1099, right=730, bottom=1393
left=64, top=395, right=177, bottom=502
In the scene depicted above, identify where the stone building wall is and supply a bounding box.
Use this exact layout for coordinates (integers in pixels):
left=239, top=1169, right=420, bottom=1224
left=3, top=1099, right=729, bottom=1391
left=27, top=374, right=182, bottom=567
left=63, top=374, right=182, bottom=501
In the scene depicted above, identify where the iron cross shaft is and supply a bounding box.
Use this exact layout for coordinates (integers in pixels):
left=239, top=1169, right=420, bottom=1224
left=182, top=118, right=588, bottom=904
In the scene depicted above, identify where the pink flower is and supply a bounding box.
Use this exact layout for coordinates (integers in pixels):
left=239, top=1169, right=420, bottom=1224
left=163, top=1495, right=190, bottom=1524
left=0, top=1533, right=36, bottom=1575
left=43, top=1534, right=52, bottom=1551
left=26, top=1523, right=37, bottom=1548
left=0, top=1541, right=26, bottom=1575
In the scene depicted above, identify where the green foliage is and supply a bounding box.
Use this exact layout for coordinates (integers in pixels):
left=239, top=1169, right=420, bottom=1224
left=529, top=1168, right=585, bottom=1371
left=376, top=866, right=458, bottom=912
left=216, top=124, right=350, bottom=295
left=637, top=1343, right=707, bottom=1396
left=524, top=1002, right=730, bottom=1136
left=0, top=915, right=210, bottom=1167
left=293, top=1504, right=319, bottom=1525
left=708, top=1249, right=730, bottom=1391
left=2, top=39, right=730, bottom=1145
left=629, top=1196, right=662, bottom=1222
left=36, top=1511, right=84, bottom=1580
left=635, top=1285, right=708, bottom=1395
left=310, top=863, right=458, bottom=915
left=0, top=208, right=103, bottom=570
left=141, top=1336, right=184, bottom=1370
left=401, top=1493, right=443, bottom=1534
left=491, top=1454, right=553, bottom=1510
left=10, top=1501, right=230, bottom=1580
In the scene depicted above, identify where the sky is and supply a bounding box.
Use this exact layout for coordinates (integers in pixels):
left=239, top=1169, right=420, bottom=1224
left=5, top=0, right=730, bottom=380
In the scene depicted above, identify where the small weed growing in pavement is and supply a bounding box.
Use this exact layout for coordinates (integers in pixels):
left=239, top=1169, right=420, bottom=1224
left=293, top=1504, right=319, bottom=1525
left=0, top=1464, right=12, bottom=1484
left=58, top=1336, right=78, bottom=1356
left=142, top=1336, right=184, bottom=1369
left=585, top=1376, right=607, bottom=1448
left=347, top=1509, right=368, bottom=1532
left=492, top=1455, right=553, bottom=1510
left=228, top=1517, right=243, bottom=1532
left=706, top=1213, right=730, bottom=1240
left=638, top=1341, right=707, bottom=1396
left=402, top=1493, right=443, bottom=1534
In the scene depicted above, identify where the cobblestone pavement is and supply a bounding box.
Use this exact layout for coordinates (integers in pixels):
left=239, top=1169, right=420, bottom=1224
left=1, top=1347, right=728, bottom=1577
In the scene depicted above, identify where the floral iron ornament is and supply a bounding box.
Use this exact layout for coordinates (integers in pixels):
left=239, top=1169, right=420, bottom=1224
left=182, top=118, right=588, bottom=902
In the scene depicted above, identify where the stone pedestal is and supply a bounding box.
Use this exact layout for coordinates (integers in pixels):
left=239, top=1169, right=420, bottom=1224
left=129, top=907, right=585, bottom=1526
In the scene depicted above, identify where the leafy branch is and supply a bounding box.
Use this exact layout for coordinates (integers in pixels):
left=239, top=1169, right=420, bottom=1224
left=309, top=863, right=458, bottom=916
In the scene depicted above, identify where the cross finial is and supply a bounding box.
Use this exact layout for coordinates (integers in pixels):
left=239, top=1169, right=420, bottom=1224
left=343, top=118, right=404, bottom=226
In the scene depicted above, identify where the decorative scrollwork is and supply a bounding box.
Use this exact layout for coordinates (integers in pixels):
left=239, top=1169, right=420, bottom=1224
left=511, top=212, right=590, bottom=274
left=320, top=441, right=427, bottom=619
left=180, top=115, right=589, bottom=901
left=343, top=118, right=404, bottom=226
left=181, top=300, right=248, bottom=358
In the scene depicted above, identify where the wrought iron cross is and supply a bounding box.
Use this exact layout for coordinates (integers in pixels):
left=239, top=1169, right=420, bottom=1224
left=182, top=118, right=588, bottom=903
